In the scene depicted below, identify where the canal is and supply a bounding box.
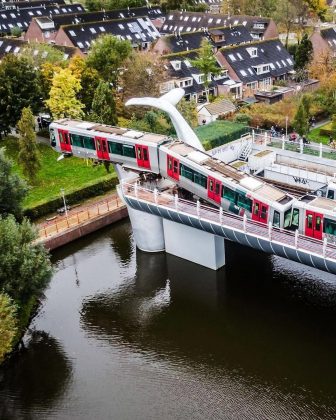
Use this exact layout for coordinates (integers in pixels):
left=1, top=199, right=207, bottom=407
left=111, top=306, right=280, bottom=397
left=1, top=219, right=336, bottom=419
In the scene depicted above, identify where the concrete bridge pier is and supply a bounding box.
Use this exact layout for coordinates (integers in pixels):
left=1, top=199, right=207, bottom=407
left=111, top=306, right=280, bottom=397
left=163, top=219, right=225, bottom=270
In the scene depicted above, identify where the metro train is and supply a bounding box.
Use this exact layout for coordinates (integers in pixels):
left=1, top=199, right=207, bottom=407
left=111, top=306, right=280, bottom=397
left=49, top=119, right=336, bottom=243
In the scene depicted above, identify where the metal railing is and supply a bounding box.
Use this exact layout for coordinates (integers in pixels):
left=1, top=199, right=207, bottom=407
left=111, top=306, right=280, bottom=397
left=122, top=182, right=336, bottom=262
left=38, top=195, right=123, bottom=239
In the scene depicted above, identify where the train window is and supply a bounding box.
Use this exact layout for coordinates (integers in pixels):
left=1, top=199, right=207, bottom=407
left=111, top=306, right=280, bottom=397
left=70, top=133, right=84, bottom=148
left=180, top=164, right=194, bottom=181
left=307, top=214, right=313, bottom=229
left=260, top=205, right=267, bottom=220
left=109, top=142, right=123, bottom=155
left=50, top=129, right=56, bottom=147
left=83, top=137, right=95, bottom=150
left=123, top=145, right=136, bottom=158
left=223, top=186, right=235, bottom=203
left=173, top=160, right=178, bottom=173
left=324, top=218, right=336, bottom=235
left=236, top=193, right=252, bottom=211
left=291, top=208, right=300, bottom=228
left=168, top=157, right=172, bottom=170
left=273, top=211, right=280, bottom=228
left=143, top=148, right=148, bottom=161
left=315, top=216, right=321, bottom=231
left=284, top=209, right=292, bottom=228
left=327, top=190, right=335, bottom=200
left=194, top=172, right=207, bottom=188
left=209, top=179, right=213, bottom=191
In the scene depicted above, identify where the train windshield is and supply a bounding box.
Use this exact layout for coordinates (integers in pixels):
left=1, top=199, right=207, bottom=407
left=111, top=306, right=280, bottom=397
left=284, top=208, right=292, bottom=228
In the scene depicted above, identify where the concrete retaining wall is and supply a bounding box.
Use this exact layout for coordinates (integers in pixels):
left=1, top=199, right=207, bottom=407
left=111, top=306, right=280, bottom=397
left=40, top=206, right=128, bottom=251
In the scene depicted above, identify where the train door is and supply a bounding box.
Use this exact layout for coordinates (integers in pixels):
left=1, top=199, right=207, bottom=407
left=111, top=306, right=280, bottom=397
left=208, top=176, right=222, bottom=204
left=167, top=155, right=179, bottom=181
left=58, top=129, right=71, bottom=153
left=305, top=211, right=323, bottom=240
left=252, top=199, right=269, bottom=223
left=95, top=137, right=109, bottom=160
left=135, top=145, right=151, bottom=169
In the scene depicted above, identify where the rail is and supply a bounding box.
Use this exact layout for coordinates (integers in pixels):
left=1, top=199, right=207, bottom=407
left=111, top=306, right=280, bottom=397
left=38, top=195, right=122, bottom=239
left=121, top=182, right=336, bottom=262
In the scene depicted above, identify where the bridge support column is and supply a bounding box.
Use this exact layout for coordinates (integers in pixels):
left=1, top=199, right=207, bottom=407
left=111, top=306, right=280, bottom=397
left=163, top=219, right=225, bottom=270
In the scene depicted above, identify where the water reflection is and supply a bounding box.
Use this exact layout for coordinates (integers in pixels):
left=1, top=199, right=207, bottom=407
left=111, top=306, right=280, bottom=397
left=81, top=243, right=336, bottom=407
left=0, top=331, right=72, bottom=419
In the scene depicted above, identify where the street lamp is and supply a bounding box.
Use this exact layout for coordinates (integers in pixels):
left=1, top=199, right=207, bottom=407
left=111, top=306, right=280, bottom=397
left=285, top=115, right=289, bottom=139
left=60, top=188, right=68, bottom=217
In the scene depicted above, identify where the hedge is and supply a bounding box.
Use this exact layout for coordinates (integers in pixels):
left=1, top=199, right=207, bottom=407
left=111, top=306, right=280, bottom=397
left=24, top=176, right=119, bottom=219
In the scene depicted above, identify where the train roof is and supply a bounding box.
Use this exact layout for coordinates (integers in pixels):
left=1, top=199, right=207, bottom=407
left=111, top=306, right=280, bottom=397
left=52, top=119, right=168, bottom=145
left=299, top=195, right=336, bottom=212
left=164, top=140, right=291, bottom=205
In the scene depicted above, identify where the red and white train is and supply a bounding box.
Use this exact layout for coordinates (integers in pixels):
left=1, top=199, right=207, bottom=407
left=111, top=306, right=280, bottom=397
left=49, top=119, right=336, bottom=243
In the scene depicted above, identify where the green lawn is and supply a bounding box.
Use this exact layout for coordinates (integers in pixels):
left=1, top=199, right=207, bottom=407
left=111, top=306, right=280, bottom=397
left=2, top=137, right=116, bottom=209
left=308, top=123, right=331, bottom=145
left=195, top=121, right=249, bottom=150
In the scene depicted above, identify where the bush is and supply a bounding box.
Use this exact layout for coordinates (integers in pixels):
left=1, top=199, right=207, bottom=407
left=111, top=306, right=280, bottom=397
left=24, top=176, right=119, bottom=219
left=10, top=26, right=22, bottom=37
left=0, top=293, right=17, bottom=363
left=234, top=113, right=252, bottom=125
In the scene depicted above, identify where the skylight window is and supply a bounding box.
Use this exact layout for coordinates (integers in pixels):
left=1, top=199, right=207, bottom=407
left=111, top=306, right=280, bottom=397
left=118, top=23, right=125, bottom=29
left=28, top=11, right=34, bottom=16
left=208, top=18, right=213, bottom=23
left=127, top=34, right=132, bottom=40
left=237, top=52, right=243, bottom=60
left=69, top=30, right=76, bottom=36
left=10, top=13, right=15, bottom=18
left=192, top=17, right=196, bottom=22
left=234, top=20, right=238, bottom=25
left=228, top=54, right=236, bottom=61
left=5, top=45, right=11, bottom=52
left=89, top=27, right=96, bottom=33
left=240, top=70, right=247, bottom=76
left=216, top=19, right=221, bottom=24
left=248, top=68, right=254, bottom=74
left=287, top=58, right=293, bottom=65
left=242, top=21, right=247, bottom=26
left=184, top=16, right=189, bottom=21
left=1, top=14, right=6, bottom=18
left=281, top=59, right=286, bottom=66
left=36, top=11, right=42, bottom=15
left=276, top=61, right=281, bottom=68
left=270, top=63, right=275, bottom=69
left=99, top=26, right=105, bottom=32
left=277, top=45, right=281, bottom=51
left=77, top=41, right=84, bottom=48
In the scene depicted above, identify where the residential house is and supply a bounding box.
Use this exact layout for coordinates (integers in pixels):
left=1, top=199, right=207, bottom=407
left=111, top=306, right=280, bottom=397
left=54, top=16, right=161, bottom=52
left=0, top=36, right=81, bottom=60
left=160, top=51, right=242, bottom=101
left=215, top=39, right=294, bottom=96
left=161, top=11, right=278, bottom=41
left=25, top=6, right=164, bottom=43
left=197, top=99, right=236, bottom=124
left=310, top=26, right=336, bottom=61
left=0, top=0, right=65, bottom=11
left=0, top=3, right=84, bottom=34
left=153, top=25, right=252, bottom=55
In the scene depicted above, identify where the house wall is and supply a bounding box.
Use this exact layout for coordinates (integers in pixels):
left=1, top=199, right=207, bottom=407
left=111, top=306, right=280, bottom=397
left=24, top=19, right=45, bottom=42
left=54, top=28, right=76, bottom=48
left=263, top=20, right=278, bottom=39
left=310, top=31, right=331, bottom=61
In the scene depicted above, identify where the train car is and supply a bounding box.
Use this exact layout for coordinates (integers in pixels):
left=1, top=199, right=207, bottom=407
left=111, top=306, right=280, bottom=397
left=49, top=119, right=168, bottom=174
left=159, top=140, right=295, bottom=228
left=286, top=195, right=336, bottom=242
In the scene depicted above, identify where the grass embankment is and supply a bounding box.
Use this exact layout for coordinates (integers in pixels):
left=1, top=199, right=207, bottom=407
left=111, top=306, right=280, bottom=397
left=308, top=123, right=331, bottom=145
left=2, top=136, right=116, bottom=209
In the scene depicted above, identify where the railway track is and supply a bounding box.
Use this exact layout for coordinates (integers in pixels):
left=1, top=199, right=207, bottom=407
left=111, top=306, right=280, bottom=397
left=256, top=176, right=314, bottom=197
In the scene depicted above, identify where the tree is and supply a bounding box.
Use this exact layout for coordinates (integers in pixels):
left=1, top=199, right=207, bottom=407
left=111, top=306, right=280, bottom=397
left=68, top=56, right=101, bottom=113
left=177, top=99, right=198, bottom=128
left=293, top=100, right=309, bottom=136
left=45, top=68, right=85, bottom=119
left=0, top=55, right=41, bottom=136
left=191, top=39, right=221, bottom=101
left=121, top=51, right=167, bottom=117
left=86, top=34, right=132, bottom=85
left=0, top=215, right=53, bottom=304
left=294, top=33, right=313, bottom=70
left=17, top=107, right=41, bottom=184
left=274, top=0, right=298, bottom=48
left=90, top=81, right=118, bottom=125
left=0, top=293, right=17, bottom=363
left=0, top=148, right=28, bottom=219
left=20, top=42, right=66, bottom=68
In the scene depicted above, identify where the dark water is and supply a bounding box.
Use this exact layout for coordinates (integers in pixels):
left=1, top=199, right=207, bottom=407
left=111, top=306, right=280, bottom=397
left=1, top=220, right=336, bottom=420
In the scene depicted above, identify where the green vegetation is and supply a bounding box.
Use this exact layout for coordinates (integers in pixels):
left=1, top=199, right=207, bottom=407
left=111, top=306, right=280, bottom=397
left=308, top=123, right=331, bottom=145
left=195, top=120, right=249, bottom=150
left=0, top=293, right=18, bottom=363
left=2, top=137, right=116, bottom=209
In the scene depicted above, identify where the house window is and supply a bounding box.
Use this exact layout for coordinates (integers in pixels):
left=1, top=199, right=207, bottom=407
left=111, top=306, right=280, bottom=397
left=246, top=81, right=258, bottom=90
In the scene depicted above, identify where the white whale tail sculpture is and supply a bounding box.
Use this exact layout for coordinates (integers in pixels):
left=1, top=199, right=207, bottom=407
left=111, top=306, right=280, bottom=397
left=125, top=88, right=205, bottom=152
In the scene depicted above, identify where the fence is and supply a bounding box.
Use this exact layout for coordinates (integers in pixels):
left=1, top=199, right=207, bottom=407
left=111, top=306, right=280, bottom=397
left=122, top=181, right=336, bottom=262
left=38, top=195, right=122, bottom=239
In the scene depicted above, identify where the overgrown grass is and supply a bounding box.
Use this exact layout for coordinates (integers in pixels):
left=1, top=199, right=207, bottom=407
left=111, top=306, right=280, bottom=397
left=2, top=136, right=116, bottom=209
left=308, top=124, right=331, bottom=145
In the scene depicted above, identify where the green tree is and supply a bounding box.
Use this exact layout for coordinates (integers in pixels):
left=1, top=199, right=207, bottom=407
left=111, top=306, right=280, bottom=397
left=0, top=215, right=53, bottom=304
left=90, top=81, right=118, bottom=125
left=20, top=42, right=66, bottom=68
left=10, top=26, right=22, bottom=37
left=45, top=68, right=85, bottom=119
left=293, top=100, right=309, bottom=136
left=0, top=55, right=41, bottom=136
left=0, top=148, right=28, bottom=219
left=86, top=34, right=132, bottom=85
left=17, top=107, right=41, bottom=184
left=191, top=39, right=221, bottom=101
left=0, top=293, right=17, bottom=363
left=177, top=99, right=198, bottom=128
left=295, top=33, right=313, bottom=70
left=274, top=0, right=298, bottom=48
